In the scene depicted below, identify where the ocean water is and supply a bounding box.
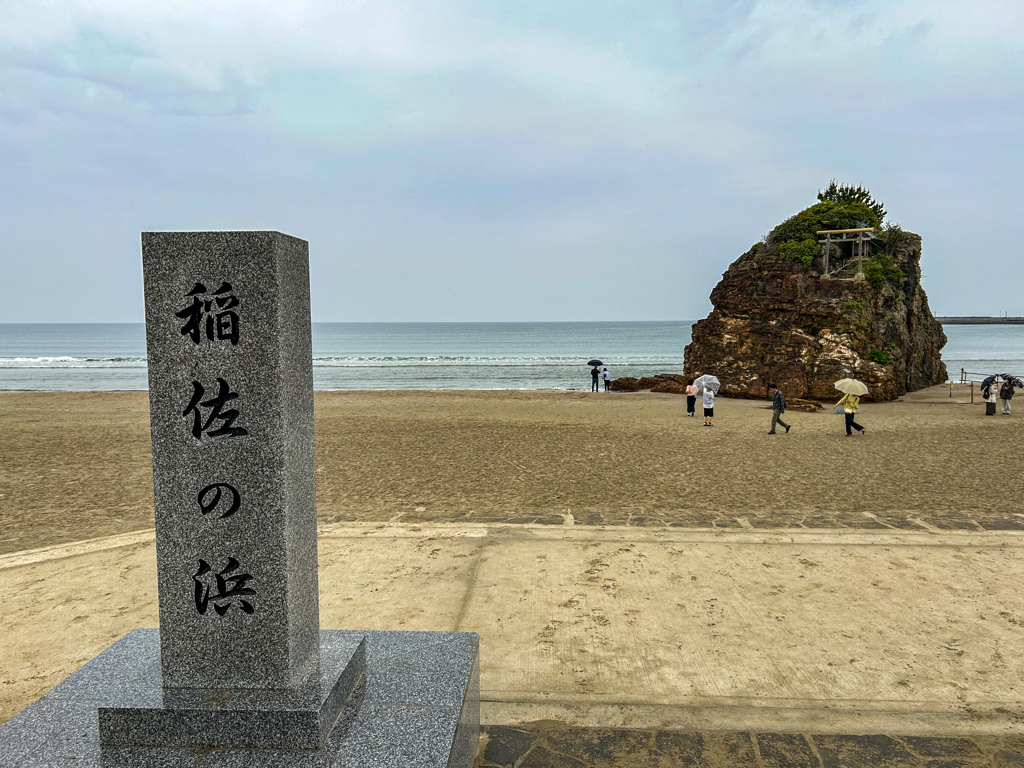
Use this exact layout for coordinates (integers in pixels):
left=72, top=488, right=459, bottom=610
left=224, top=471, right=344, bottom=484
left=940, top=325, right=1024, bottom=382
left=0, top=322, right=1020, bottom=392
left=0, top=322, right=690, bottom=391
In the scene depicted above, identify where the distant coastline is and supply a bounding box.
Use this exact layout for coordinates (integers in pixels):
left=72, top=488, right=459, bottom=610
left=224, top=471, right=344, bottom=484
left=937, top=317, right=1024, bottom=325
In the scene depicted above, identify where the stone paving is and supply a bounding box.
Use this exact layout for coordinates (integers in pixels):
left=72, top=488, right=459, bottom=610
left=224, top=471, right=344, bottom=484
left=475, top=725, right=1024, bottom=768
left=319, top=505, right=1024, bottom=532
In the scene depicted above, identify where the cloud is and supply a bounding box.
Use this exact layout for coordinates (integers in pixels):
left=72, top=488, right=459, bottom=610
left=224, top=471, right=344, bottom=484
left=2, top=29, right=251, bottom=117
left=0, top=0, right=1022, bottom=320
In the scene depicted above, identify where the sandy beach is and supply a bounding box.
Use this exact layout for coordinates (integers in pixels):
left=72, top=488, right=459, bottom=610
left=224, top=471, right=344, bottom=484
left=1, top=386, right=1022, bottom=554
left=3, top=385, right=1024, bottom=759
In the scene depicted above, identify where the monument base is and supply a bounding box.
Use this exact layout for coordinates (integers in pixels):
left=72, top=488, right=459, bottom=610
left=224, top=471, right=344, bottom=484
left=97, top=630, right=366, bottom=750
left=0, top=629, right=479, bottom=768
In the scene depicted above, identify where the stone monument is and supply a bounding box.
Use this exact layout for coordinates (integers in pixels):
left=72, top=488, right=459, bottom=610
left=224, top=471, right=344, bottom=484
left=0, top=232, right=479, bottom=767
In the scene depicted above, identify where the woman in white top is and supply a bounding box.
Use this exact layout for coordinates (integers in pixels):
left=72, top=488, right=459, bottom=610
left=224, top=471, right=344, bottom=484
left=702, top=386, right=715, bottom=426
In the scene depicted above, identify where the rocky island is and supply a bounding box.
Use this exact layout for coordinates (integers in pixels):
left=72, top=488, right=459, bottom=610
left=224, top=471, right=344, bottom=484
left=682, top=183, right=947, bottom=401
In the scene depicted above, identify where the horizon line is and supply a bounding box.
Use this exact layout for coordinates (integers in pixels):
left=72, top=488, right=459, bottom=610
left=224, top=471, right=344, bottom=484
left=0, top=319, right=701, bottom=325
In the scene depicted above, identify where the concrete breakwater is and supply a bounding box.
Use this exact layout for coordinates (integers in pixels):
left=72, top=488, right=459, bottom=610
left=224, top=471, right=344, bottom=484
left=937, top=316, right=1024, bottom=324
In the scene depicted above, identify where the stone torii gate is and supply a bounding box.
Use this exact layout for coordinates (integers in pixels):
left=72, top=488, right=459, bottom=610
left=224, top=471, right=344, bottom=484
left=817, top=227, right=876, bottom=280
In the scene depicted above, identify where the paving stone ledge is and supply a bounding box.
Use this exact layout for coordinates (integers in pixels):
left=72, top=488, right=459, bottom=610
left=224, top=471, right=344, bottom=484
left=476, top=723, right=1024, bottom=768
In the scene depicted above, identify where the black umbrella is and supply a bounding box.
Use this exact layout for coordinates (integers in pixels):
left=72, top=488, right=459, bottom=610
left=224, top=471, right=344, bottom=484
left=587, top=359, right=603, bottom=366
left=982, top=375, right=997, bottom=391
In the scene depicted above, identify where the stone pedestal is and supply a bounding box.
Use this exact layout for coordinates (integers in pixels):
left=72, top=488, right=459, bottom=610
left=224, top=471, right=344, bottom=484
left=0, top=629, right=479, bottom=767
left=97, top=632, right=366, bottom=750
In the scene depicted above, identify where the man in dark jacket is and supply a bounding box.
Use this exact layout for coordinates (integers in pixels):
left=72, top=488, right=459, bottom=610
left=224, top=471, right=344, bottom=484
left=768, top=383, right=791, bottom=434
left=1000, top=378, right=1015, bottom=415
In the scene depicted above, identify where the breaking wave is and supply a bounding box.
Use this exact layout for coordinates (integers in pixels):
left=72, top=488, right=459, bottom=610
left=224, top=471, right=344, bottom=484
left=310, top=355, right=681, bottom=368
left=0, top=356, right=147, bottom=368
left=0, top=354, right=685, bottom=370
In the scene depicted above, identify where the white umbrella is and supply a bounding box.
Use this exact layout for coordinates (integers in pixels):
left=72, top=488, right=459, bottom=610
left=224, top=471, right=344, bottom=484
left=834, top=378, right=869, bottom=396
left=693, top=374, right=721, bottom=394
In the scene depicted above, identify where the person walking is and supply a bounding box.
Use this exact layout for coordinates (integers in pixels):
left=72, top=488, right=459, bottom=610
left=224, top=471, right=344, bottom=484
left=603, top=368, right=611, bottom=392
left=836, top=392, right=865, bottom=436
left=999, top=378, right=1014, bottom=415
left=685, top=379, right=697, bottom=417
left=591, top=365, right=600, bottom=392
left=767, top=383, right=791, bottom=434
left=702, top=384, right=715, bottom=426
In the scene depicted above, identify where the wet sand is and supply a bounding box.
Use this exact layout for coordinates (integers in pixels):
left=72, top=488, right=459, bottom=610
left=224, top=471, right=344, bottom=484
left=1, top=386, right=1021, bottom=554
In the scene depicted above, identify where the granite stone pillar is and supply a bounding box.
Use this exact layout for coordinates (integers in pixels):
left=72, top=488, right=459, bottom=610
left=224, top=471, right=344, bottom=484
left=141, top=231, right=319, bottom=690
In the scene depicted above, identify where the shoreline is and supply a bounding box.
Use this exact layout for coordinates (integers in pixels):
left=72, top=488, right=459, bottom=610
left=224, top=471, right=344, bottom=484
left=0, top=378, right=1010, bottom=395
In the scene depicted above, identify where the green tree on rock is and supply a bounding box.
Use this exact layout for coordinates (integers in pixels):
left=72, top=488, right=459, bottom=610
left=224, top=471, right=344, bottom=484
left=817, top=180, right=886, bottom=224
left=756, top=184, right=891, bottom=272
left=770, top=200, right=881, bottom=246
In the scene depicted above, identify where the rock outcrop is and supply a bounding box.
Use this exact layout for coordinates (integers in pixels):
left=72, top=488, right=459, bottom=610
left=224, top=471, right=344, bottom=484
left=650, top=379, right=686, bottom=394
left=609, top=374, right=687, bottom=393
left=684, top=222, right=947, bottom=401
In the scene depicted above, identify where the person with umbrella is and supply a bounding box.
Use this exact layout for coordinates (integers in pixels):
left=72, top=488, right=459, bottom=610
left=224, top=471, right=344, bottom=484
left=694, top=374, right=721, bottom=427
left=999, top=374, right=1018, bottom=416
left=834, top=378, right=867, bottom=436
left=588, top=360, right=602, bottom=392
left=981, top=375, right=998, bottom=416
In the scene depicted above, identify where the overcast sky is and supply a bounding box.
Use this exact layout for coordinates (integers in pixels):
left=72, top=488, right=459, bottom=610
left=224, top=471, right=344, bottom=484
left=1, top=0, right=1021, bottom=322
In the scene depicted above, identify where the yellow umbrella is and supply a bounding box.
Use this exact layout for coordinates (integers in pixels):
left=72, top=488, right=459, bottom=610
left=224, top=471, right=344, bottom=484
left=834, top=378, right=869, bottom=396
